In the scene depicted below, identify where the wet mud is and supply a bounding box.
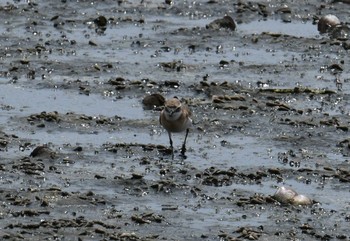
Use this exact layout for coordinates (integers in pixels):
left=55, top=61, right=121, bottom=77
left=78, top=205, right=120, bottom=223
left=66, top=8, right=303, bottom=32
left=0, top=0, right=350, bottom=240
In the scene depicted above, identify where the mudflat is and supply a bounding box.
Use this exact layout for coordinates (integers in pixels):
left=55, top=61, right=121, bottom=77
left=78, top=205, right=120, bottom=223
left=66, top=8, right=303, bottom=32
left=0, top=1, right=349, bottom=240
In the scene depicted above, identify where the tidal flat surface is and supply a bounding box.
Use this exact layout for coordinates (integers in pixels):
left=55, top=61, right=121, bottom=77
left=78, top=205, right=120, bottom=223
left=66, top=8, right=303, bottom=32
left=0, top=1, right=350, bottom=240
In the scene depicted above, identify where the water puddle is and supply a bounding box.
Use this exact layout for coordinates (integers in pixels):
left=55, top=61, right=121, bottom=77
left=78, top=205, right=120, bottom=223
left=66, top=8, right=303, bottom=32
left=0, top=82, right=145, bottom=118
left=239, top=19, right=320, bottom=38
left=0, top=82, right=149, bottom=145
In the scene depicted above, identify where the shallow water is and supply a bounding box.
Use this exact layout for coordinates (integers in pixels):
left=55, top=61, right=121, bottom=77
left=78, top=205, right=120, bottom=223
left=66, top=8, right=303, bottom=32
left=0, top=83, right=144, bottom=118
left=240, top=19, right=320, bottom=38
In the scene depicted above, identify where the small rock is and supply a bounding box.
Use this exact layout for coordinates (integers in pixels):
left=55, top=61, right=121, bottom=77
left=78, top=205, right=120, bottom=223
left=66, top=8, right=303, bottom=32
left=142, top=93, right=165, bottom=109
left=131, top=173, right=144, bottom=179
left=206, top=16, right=236, bottom=31
left=342, top=41, right=350, bottom=50
left=330, top=25, right=350, bottom=40
left=165, top=0, right=173, bottom=5
left=30, top=146, right=56, bottom=159
left=94, top=16, right=107, bottom=27
left=73, top=146, right=83, bottom=152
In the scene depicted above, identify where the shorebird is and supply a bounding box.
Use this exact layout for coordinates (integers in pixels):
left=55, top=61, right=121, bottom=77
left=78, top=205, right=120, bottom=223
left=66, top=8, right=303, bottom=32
left=159, top=98, right=192, bottom=157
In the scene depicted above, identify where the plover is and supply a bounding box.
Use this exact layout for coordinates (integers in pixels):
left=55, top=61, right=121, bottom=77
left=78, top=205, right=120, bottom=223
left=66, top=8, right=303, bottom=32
left=159, top=98, right=192, bottom=157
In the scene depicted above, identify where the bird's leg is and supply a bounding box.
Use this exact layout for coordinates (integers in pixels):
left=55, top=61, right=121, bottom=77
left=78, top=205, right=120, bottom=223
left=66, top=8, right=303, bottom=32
left=168, top=131, right=174, bottom=160
left=168, top=131, right=174, bottom=159
left=168, top=131, right=173, bottom=149
left=181, top=128, right=189, bottom=156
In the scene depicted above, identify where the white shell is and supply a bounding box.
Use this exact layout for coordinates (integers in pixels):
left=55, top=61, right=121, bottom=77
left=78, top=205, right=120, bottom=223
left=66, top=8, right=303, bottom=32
left=318, top=14, right=341, bottom=33
left=292, top=194, right=313, bottom=206
left=273, top=186, right=298, bottom=204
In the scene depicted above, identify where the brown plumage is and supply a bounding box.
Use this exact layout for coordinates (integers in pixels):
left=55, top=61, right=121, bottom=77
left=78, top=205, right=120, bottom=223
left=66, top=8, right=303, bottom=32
left=159, top=98, right=192, bottom=157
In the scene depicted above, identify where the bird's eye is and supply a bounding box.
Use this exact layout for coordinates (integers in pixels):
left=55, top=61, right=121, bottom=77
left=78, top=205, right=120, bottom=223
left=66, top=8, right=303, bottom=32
left=174, top=107, right=181, bottom=112
left=165, top=107, right=171, bottom=113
